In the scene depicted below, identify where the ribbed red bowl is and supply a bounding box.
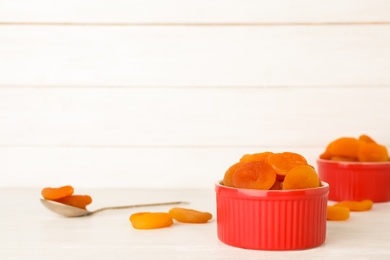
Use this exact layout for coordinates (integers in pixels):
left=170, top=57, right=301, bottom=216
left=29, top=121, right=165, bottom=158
left=215, top=181, right=329, bottom=250
left=317, top=159, right=390, bottom=202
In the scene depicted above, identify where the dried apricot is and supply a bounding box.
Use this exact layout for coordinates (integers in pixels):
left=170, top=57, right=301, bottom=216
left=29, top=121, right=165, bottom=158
left=240, top=152, right=273, bottom=163
left=168, top=207, right=212, bottom=223
left=129, top=212, right=173, bottom=229
left=320, top=134, right=389, bottom=162
left=130, top=212, right=149, bottom=223
left=325, top=137, right=362, bottom=160
left=282, top=165, right=320, bottom=190
left=222, top=162, right=244, bottom=187
left=330, top=156, right=357, bottom=162
left=41, top=185, right=74, bottom=200
left=54, top=195, right=92, bottom=210
left=327, top=206, right=350, bottom=221
left=359, top=134, right=377, bottom=144
left=319, top=150, right=332, bottom=160
left=267, top=152, right=308, bottom=176
left=358, top=142, right=389, bottom=162
left=232, top=161, right=276, bottom=190
left=333, top=200, right=373, bottom=211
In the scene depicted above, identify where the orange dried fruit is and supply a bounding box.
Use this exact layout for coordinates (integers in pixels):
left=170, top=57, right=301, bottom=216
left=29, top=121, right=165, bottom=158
left=267, top=152, right=308, bottom=176
left=323, top=137, right=362, bottom=160
left=282, top=165, right=320, bottom=190
left=129, top=212, right=149, bottom=222
left=319, top=150, right=332, bottom=160
left=333, top=200, right=373, bottom=211
left=327, top=206, right=350, bottom=221
left=129, top=212, right=173, bottom=229
left=330, top=156, right=358, bottom=162
left=54, top=195, right=92, bottom=210
left=359, top=134, right=377, bottom=144
left=222, top=162, right=244, bottom=187
left=358, top=142, right=389, bottom=162
left=232, top=161, right=277, bottom=190
left=41, top=185, right=74, bottom=200
left=168, top=207, right=212, bottom=223
left=240, top=152, right=273, bottom=163
left=320, top=134, right=389, bottom=162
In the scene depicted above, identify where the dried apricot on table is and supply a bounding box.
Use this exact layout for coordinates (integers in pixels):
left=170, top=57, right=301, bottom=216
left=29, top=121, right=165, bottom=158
left=232, top=161, right=277, bottom=190
left=282, top=165, right=320, bottom=190
left=267, top=152, right=308, bottom=176
left=327, top=206, right=350, bottom=221
left=41, top=185, right=74, bottom=200
left=129, top=212, right=173, bottom=229
left=54, top=195, right=93, bottom=210
left=168, top=207, right=212, bottom=223
left=333, top=200, right=373, bottom=211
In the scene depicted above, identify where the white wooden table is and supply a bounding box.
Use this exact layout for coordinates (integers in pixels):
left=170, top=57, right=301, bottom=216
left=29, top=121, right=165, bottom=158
left=1, top=187, right=389, bottom=259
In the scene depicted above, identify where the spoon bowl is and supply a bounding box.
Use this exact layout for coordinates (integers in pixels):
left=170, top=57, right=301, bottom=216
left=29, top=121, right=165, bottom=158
left=40, top=199, right=188, bottom=217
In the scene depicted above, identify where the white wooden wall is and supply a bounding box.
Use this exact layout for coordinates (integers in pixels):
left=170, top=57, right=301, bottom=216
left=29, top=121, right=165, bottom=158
left=1, top=0, right=390, bottom=188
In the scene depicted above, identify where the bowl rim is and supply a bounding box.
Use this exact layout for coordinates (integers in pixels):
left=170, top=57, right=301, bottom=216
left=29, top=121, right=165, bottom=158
left=317, top=158, right=390, bottom=166
left=215, top=180, right=329, bottom=198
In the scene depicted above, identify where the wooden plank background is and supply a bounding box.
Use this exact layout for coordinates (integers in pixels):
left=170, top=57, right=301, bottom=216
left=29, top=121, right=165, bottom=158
left=0, top=0, right=389, bottom=188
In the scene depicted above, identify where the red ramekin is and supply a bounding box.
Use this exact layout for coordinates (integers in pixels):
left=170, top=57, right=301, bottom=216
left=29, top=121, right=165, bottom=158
left=215, top=181, right=329, bottom=250
left=317, top=159, right=390, bottom=202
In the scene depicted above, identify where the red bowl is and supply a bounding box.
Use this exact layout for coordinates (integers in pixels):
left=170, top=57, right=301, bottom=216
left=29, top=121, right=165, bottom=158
left=215, top=181, right=329, bottom=250
left=317, top=159, right=390, bottom=202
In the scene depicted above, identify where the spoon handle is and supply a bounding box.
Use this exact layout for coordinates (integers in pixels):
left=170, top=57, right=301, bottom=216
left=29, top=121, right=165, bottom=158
left=89, top=201, right=189, bottom=215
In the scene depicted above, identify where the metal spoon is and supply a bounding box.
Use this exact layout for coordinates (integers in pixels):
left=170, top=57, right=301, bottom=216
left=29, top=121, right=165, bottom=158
left=40, top=199, right=188, bottom=217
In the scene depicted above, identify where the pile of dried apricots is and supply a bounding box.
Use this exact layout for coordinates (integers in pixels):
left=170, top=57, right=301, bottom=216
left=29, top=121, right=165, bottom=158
left=44, top=135, right=386, bottom=226
left=327, top=199, right=373, bottom=221
left=41, top=185, right=93, bottom=209
left=41, top=185, right=212, bottom=229
left=320, top=134, right=389, bottom=162
left=222, top=150, right=376, bottom=221
left=130, top=208, right=212, bottom=229
left=319, top=134, right=385, bottom=220
left=223, top=151, right=320, bottom=190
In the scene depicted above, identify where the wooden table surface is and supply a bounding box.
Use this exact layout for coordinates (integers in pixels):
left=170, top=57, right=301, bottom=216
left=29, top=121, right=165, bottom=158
left=1, top=187, right=389, bottom=259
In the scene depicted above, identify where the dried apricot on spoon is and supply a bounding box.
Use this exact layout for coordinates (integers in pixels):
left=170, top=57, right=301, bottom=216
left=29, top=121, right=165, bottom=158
left=54, top=195, right=93, bottom=210
left=41, top=185, right=74, bottom=200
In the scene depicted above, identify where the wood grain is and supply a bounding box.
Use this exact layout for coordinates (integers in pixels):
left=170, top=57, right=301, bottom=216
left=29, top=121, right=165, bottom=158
left=0, top=87, right=388, bottom=147
left=1, top=0, right=389, bottom=188
left=0, top=146, right=325, bottom=188
left=1, top=0, right=390, bottom=24
left=1, top=25, right=389, bottom=86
